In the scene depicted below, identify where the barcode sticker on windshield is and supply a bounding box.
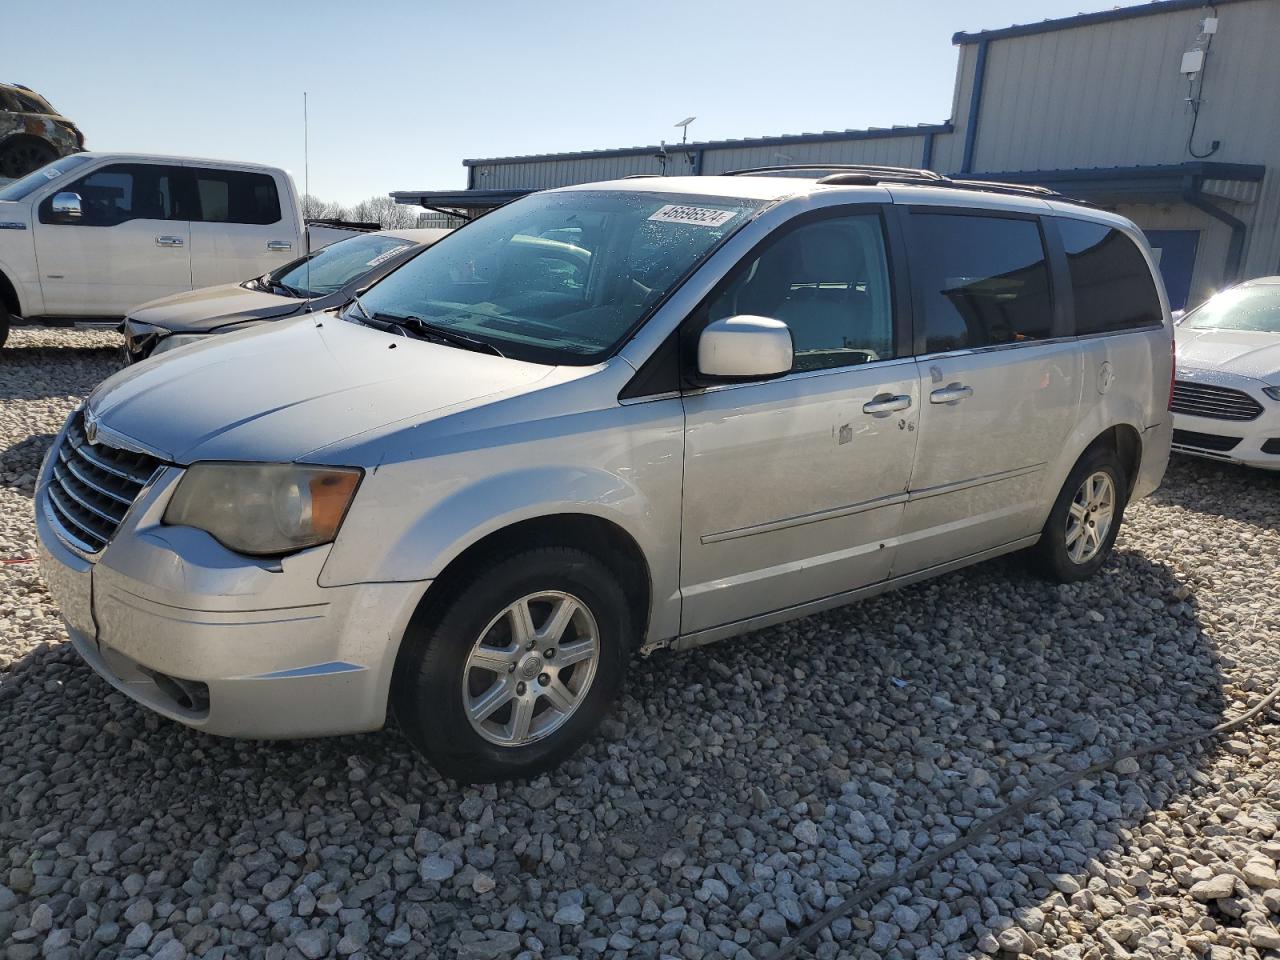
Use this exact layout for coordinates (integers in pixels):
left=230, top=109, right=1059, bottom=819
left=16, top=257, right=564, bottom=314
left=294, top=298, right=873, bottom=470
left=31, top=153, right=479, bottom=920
left=648, top=204, right=737, bottom=227
left=365, top=246, right=406, bottom=267
left=43, top=168, right=62, bottom=179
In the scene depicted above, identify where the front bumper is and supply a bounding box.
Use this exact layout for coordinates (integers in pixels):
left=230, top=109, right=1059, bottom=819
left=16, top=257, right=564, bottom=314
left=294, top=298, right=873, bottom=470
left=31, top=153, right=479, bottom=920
left=35, top=420, right=427, bottom=738
left=1171, top=411, right=1280, bottom=470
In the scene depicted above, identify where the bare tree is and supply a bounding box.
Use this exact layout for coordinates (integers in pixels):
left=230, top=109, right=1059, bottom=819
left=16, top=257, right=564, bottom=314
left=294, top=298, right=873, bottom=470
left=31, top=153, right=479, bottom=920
left=301, top=194, right=423, bottom=229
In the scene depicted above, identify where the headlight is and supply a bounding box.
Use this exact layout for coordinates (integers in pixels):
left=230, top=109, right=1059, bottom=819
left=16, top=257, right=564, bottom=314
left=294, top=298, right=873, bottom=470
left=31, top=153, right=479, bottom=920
left=1264, top=386, right=1280, bottom=402
left=163, top=462, right=362, bottom=556
left=151, top=333, right=209, bottom=356
left=121, top=319, right=167, bottom=358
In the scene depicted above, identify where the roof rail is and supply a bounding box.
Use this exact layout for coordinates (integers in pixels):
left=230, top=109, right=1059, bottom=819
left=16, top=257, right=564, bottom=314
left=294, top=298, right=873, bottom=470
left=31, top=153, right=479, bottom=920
left=722, top=162, right=1091, bottom=205
left=724, top=163, right=947, bottom=181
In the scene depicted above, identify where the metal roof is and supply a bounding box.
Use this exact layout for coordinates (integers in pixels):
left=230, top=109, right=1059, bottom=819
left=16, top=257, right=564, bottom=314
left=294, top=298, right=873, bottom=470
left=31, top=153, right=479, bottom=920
left=461, top=123, right=952, bottom=168
left=953, top=0, right=1254, bottom=45
left=967, top=162, right=1266, bottom=202
left=388, top=188, right=531, bottom=209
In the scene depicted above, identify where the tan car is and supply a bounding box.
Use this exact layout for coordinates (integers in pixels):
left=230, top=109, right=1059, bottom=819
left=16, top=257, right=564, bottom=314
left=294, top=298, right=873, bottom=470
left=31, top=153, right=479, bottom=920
left=0, top=82, right=84, bottom=180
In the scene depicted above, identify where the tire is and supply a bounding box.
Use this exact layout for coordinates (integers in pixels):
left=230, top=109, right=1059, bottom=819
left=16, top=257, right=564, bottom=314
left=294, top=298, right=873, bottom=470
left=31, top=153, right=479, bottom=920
left=0, top=138, right=57, bottom=179
left=392, top=546, right=632, bottom=783
left=1032, top=445, right=1128, bottom=583
left=0, top=307, right=8, bottom=350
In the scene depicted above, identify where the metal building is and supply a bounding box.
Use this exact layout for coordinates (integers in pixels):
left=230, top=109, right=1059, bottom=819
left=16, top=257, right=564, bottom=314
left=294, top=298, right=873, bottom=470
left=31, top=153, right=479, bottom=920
left=394, top=0, right=1280, bottom=309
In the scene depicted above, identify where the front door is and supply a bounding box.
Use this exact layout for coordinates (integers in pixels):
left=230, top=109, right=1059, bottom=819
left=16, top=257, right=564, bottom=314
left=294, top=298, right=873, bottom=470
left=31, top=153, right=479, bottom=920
left=187, top=166, right=295, bottom=287
left=34, top=162, right=191, bottom=317
left=896, top=209, right=1081, bottom=574
left=679, top=209, right=920, bottom=636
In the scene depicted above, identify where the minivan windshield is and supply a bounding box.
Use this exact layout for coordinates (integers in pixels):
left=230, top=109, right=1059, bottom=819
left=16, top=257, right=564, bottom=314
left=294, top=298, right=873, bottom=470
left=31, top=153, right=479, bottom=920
left=0, top=154, right=93, bottom=202
left=1182, top=285, right=1280, bottom=334
left=347, top=190, right=764, bottom=364
left=267, top=233, right=414, bottom=298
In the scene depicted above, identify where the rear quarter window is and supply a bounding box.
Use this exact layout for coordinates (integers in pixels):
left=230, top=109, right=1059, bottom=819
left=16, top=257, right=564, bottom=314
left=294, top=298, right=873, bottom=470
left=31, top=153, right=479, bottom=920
left=190, top=168, right=282, bottom=225
left=1058, top=219, right=1162, bottom=335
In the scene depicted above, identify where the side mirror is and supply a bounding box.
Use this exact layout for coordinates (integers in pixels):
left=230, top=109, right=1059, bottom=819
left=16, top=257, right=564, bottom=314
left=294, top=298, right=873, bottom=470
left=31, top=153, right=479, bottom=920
left=695, top=315, right=793, bottom=383
left=51, top=192, right=82, bottom=221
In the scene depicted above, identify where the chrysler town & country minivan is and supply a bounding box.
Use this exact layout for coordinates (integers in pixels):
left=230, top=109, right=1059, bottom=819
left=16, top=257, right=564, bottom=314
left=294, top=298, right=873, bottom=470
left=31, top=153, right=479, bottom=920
left=36, top=167, right=1173, bottom=781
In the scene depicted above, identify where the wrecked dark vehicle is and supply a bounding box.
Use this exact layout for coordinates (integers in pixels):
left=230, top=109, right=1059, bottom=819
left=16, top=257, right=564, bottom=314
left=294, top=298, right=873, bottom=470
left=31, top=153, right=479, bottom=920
left=0, top=82, right=84, bottom=180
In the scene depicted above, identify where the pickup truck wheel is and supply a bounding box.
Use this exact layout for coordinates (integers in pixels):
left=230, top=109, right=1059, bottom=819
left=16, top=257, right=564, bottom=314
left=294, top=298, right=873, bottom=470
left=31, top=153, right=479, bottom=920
left=1032, top=446, right=1128, bottom=583
left=393, top=546, right=632, bottom=783
left=0, top=307, right=9, bottom=350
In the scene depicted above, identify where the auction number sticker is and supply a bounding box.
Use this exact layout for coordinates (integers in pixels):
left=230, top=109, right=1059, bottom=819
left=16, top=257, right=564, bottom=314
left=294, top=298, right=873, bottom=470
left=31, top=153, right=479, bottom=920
left=648, top=204, right=737, bottom=227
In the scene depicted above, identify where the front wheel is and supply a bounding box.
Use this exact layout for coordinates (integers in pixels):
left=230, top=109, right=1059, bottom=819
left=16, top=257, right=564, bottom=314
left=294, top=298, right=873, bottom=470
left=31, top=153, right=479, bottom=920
left=392, top=546, right=632, bottom=783
left=1032, top=446, right=1128, bottom=583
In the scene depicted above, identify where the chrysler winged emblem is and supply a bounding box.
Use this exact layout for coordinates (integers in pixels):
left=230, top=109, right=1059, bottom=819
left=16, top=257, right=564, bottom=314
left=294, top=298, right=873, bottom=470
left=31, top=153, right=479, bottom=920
left=83, top=410, right=99, bottom=445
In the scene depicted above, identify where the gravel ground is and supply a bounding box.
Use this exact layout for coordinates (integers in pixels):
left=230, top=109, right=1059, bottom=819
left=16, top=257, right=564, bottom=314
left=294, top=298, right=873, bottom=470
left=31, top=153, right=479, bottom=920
left=1, top=327, right=1278, bottom=960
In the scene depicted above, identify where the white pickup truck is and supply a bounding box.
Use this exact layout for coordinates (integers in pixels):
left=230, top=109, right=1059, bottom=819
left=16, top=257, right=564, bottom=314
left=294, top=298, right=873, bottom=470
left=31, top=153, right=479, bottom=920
left=0, top=152, right=365, bottom=347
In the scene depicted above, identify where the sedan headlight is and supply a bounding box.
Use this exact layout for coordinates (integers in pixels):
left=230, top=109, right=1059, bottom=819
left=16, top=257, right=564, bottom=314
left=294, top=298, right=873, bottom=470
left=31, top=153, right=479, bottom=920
left=1263, top=386, right=1280, bottom=402
left=151, top=332, right=209, bottom=356
left=163, top=463, right=362, bottom=556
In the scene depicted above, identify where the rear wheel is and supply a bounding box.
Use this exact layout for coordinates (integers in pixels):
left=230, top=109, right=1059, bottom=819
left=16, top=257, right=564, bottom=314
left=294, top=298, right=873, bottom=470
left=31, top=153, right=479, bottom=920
left=392, top=546, right=632, bottom=783
left=1033, top=446, right=1128, bottom=582
left=0, top=138, right=56, bottom=179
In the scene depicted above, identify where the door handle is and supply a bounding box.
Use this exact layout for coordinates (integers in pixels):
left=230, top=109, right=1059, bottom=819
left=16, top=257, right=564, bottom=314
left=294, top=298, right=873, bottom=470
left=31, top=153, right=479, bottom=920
left=267, top=240, right=292, bottom=251
left=862, top=393, right=912, bottom=415
left=155, top=235, right=184, bottom=247
left=929, top=383, right=973, bottom=404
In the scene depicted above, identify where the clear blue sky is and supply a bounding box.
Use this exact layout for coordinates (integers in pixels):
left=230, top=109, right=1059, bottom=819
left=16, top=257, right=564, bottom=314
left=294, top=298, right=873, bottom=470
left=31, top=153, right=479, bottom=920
left=10, top=0, right=1131, bottom=206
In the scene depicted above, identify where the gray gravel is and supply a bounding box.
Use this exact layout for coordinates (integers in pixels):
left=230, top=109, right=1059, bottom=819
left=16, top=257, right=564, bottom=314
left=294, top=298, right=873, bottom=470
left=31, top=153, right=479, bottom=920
left=2, top=327, right=1279, bottom=960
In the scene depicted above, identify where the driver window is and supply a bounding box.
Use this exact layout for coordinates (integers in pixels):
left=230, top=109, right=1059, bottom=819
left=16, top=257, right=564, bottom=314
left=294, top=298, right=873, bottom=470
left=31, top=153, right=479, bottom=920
left=708, top=213, right=894, bottom=372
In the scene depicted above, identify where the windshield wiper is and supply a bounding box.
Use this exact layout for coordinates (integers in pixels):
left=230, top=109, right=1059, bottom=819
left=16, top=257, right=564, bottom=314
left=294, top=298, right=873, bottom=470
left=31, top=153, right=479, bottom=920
left=373, top=312, right=506, bottom=358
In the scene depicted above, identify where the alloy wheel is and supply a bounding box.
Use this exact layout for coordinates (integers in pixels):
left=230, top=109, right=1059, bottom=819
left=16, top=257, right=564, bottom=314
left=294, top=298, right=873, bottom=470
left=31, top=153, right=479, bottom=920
left=462, top=591, right=600, bottom=747
left=1065, top=470, right=1115, bottom=564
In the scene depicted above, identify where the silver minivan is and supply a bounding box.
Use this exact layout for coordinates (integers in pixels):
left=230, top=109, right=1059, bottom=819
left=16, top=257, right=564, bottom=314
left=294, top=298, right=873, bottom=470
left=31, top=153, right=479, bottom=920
left=35, top=167, right=1173, bottom=782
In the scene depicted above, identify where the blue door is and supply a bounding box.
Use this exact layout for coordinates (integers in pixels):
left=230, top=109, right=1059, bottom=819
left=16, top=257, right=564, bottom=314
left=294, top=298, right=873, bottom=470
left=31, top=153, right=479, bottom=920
left=1144, top=229, right=1200, bottom=310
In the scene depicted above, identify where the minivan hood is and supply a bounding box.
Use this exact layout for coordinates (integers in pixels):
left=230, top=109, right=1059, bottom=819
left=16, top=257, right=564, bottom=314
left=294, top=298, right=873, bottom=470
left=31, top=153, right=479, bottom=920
left=127, top=282, right=304, bottom=333
left=88, top=316, right=554, bottom=464
left=1175, top=326, right=1280, bottom=384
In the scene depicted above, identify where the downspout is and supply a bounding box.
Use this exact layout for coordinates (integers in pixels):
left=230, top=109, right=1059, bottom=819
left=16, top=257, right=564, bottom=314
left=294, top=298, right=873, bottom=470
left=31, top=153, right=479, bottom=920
left=691, top=148, right=704, bottom=176
left=466, top=164, right=476, bottom=190
left=921, top=131, right=936, bottom=170
left=959, top=38, right=989, bottom=175
left=1182, top=174, right=1245, bottom=282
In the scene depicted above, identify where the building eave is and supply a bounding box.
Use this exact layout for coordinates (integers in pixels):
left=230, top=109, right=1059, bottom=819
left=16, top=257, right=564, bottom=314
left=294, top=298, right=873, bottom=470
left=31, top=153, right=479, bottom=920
left=953, top=0, right=1254, bottom=45
left=461, top=123, right=953, bottom=168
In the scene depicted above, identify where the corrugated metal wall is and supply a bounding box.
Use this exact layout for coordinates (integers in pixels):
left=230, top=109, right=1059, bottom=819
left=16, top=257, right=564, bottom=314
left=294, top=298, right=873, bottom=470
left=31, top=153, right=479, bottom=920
left=968, top=0, right=1280, bottom=292
left=463, top=0, right=1279, bottom=300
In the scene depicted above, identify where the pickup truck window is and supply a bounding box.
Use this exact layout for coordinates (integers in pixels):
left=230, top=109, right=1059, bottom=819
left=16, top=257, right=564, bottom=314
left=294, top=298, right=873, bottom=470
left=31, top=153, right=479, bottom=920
left=39, top=163, right=183, bottom=226
left=189, top=168, right=282, bottom=225
left=0, top=154, right=92, bottom=201
left=350, top=190, right=764, bottom=365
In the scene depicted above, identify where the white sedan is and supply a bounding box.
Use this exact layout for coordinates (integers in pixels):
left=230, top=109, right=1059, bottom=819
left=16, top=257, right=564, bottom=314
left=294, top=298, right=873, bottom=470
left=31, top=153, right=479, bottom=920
left=1172, top=277, right=1280, bottom=470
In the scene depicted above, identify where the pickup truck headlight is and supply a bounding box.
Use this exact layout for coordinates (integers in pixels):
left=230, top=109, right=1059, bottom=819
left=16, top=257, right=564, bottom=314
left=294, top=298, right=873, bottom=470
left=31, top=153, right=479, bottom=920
left=151, top=333, right=208, bottom=356
left=163, top=463, right=362, bottom=556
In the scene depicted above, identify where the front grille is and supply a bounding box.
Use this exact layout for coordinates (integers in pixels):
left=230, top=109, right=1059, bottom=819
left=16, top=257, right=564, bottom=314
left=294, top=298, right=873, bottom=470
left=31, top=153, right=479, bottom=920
left=1262, top=438, right=1280, bottom=455
left=1171, top=380, right=1264, bottom=421
left=1172, top=429, right=1241, bottom=452
left=45, top=412, right=162, bottom=554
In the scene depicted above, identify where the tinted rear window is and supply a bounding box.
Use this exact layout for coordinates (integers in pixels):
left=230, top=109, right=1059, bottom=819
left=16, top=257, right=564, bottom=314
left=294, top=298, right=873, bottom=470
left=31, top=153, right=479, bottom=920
left=190, top=168, right=282, bottom=225
left=910, top=213, right=1053, bottom=353
left=1058, top=219, right=1162, bottom=335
